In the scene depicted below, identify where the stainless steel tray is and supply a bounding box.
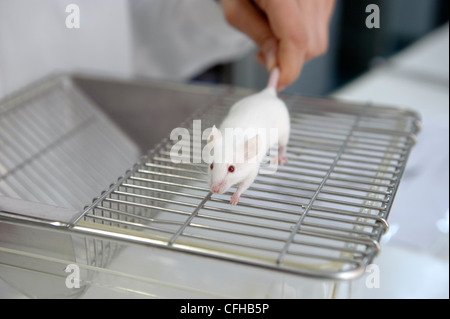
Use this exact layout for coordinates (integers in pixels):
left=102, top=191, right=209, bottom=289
left=0, top=74, right=420, bottom=298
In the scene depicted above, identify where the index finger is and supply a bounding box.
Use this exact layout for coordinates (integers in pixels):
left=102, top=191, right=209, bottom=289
left=255, top=0, right=308, bottom=88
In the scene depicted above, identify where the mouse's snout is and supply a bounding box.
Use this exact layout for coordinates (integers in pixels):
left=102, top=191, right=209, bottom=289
left=211, top=181, right=226, bottom=194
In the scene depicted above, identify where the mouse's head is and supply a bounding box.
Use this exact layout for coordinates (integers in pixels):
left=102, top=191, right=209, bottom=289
left=206, top=126, right=260, bottom=194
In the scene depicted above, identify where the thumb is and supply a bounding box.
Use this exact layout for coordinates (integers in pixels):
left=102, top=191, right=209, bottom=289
left=222, top=0, right=277, bottom=70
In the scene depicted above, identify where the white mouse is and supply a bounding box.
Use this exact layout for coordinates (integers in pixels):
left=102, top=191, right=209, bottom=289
left=207, top=67, right=290, bottom=205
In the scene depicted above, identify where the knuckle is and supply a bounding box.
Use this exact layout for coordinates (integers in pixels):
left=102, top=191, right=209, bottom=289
left=317, top=41, right=329, bottom=55
left=291, top=29, right=329, bottom=60
left=290, top=28, right=309, bottom=48
left=309, top=38, right=329, bottom=59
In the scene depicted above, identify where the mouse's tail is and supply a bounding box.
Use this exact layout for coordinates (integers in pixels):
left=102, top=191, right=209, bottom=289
left=267, top=67, right=280, bottom=92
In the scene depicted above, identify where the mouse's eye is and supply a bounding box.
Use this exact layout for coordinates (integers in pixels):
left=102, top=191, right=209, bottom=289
left=210, top=163, right=214, bottom=170
left=228, top=165, right=235, bottom=173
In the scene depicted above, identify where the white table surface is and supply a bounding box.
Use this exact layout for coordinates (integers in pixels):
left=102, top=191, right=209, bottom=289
left=333, top=24, right=449, bottom=299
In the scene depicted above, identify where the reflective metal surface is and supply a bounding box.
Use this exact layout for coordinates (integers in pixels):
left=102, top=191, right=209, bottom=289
left=0, top=73, right=420, bottom=297
left=77, top=88, right=421, bottom=281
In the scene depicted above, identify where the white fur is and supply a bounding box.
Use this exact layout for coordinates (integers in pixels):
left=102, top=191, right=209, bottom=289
left=208, top=68, right=290, bottom=205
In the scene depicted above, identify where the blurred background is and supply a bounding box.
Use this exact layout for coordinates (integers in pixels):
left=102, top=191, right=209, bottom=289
left=0, top=0, right=448, bottom=299
left=0, top=0, right=448, bottom=97
left=197, top=0, right=449, bottom=95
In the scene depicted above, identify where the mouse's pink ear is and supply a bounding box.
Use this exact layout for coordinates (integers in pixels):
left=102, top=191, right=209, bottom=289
left=207, top=125, right=222, bottom=144
left=244, top=134, right=259, bottom=162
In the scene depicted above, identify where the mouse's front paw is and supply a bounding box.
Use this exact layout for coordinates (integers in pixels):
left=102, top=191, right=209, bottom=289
left=277, top=155, right=288, bottom=165
left=230, top=193, right=240, bottom=205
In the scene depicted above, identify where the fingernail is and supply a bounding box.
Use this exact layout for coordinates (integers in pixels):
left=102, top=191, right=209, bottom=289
left=262, top=39, right=277, bottom=71
left=265, top=49, right=276, bottom=71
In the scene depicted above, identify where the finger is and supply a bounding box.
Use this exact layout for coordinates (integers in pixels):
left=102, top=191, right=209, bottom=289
left=222, top=0, right=274, bottom=48
left=254, top=0, right=309, bottom=88
left=222, top=0, right=278, bottom=69
left=277, top=37, right=307, bottom=89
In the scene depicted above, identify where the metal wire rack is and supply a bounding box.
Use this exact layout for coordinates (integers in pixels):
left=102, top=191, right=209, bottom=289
left=75, top=90, right=421, bottom=280
left=0, top=76, right=140, bottom=211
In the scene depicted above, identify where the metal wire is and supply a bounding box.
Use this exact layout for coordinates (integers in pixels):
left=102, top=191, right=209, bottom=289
left=0, top=76, right=140, bottom=211
left=77, top=89, right=420, bottom=280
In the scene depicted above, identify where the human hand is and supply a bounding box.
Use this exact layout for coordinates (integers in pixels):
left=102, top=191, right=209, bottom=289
left=221, top=0, right=336, bottom=90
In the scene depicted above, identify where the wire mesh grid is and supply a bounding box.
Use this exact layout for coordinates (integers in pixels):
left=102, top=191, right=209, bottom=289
left=77, top=90, right=420, bottom=280
left=0, top=76, right=140, bottom=210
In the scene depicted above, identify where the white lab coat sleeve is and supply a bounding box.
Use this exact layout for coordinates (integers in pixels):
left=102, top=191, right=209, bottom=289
left=0, top=0, right=253, bottom=99
left=129, top=0, right=254, bottom=80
